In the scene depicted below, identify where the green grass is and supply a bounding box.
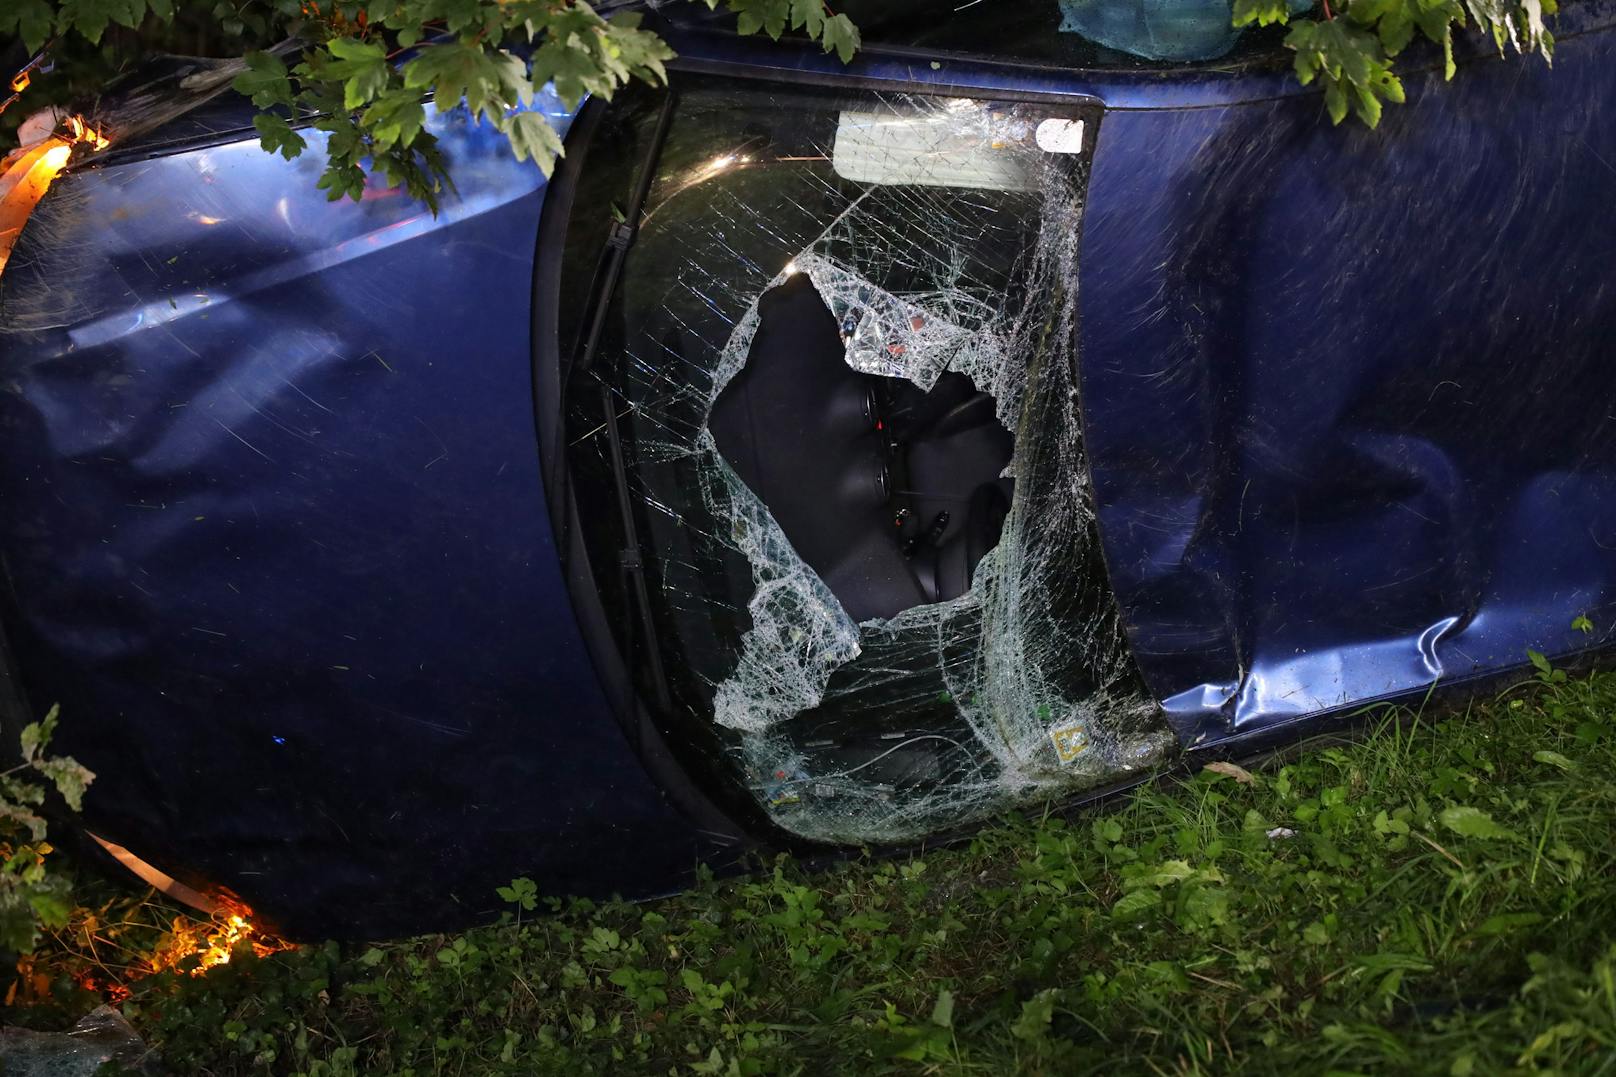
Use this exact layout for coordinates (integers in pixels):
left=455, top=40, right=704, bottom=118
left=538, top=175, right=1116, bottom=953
left=25, top=660, right=1616, bottom=1074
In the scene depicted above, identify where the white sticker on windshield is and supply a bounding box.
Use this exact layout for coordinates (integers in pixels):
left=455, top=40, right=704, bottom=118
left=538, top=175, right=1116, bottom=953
left=1035, top=118, right=1087, bottom=155
left=832, top=109, right=1038, bottom=191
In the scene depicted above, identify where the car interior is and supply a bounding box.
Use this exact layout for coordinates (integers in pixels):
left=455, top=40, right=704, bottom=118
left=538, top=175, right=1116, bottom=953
left=708, top=273, right=1015, bottom=623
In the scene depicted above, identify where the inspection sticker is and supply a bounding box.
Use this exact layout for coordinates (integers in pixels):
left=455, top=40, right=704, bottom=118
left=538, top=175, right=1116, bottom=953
left=1048, top=720, right=1089, bottom=764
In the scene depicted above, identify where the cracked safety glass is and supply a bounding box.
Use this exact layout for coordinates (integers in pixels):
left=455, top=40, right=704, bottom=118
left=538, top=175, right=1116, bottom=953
left=561, top=79, right=1173, bottom=843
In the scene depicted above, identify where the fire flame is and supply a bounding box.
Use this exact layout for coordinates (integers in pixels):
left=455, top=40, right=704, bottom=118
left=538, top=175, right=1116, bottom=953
left=37, top=142, right=71, bottom=174
left=1, top=113, right=110, bottom=279
left=146, top=907, right=294, bottom=978
left=63, top=114, right=110, bottom=151
left=5, top=902, right=292, bottom=1009
left=4, top=833, right=296, bottom=1006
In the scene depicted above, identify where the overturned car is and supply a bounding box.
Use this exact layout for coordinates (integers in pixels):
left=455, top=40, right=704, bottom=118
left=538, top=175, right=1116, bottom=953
left=1, top=0, right=1614, bottom=938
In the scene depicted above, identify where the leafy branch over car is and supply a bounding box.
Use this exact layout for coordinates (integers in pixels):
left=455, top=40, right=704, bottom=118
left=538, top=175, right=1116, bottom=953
left=1236, top=0, right=1553, bottom=125
left=2, top=0, right=1557, bottom=207
left=3, top=0, right=859, bottom=210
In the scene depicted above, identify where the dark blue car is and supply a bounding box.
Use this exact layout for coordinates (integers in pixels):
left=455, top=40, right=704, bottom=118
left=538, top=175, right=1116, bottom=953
left=2, top=0, right=1614, bottom=939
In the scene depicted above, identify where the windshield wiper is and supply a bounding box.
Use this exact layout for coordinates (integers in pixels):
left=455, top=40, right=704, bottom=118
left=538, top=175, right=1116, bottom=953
left=570, top=90, right=678, bottom=718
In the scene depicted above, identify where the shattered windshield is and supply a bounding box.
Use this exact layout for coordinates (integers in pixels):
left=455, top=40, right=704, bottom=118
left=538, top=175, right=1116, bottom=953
left=561, top=79, right=1172, bottom=843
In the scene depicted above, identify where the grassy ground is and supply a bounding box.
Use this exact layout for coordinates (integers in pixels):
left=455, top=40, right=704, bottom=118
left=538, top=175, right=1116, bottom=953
left=15, top=658, right=1616, bottom=1075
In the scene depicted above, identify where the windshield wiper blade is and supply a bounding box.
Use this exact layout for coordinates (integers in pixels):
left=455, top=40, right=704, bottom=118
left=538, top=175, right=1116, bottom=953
left=572, top=90, right=678, bottom=718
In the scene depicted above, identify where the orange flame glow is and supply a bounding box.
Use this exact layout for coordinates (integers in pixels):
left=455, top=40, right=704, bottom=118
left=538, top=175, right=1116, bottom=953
left=64, top=114, right=110, bottom=151
left=146, top=907, right=294, bottom=978
left=6, top=904, right=292, bottom=1008
left=38, top=142, right=71, bottom=173
left=0, top=114, right=111, bottom=279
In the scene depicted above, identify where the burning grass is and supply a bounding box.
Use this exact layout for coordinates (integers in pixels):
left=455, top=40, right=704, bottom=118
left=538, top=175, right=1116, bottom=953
left=5, top=892, right=291, bottom=1019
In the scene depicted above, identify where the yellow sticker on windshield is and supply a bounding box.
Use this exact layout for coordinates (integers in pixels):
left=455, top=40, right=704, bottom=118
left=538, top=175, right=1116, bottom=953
left=1049, top=721, right=1088, bottom=764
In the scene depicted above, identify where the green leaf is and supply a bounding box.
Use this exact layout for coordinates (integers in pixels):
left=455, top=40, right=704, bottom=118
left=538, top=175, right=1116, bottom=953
left=26, top=889, right=71, bottom=930
left=1372, top=809, right=1410, bottom=835
left=1528, top=649, right=1552, bottom=674
left=317, top=159, right=368, bottom=203
left=527, top=36, right=606, bottom=109
left=765, top=0, right=790, bottom=38
left=1355, top=951, right=1434, bottom=973
left=689, top=1048, right=728, bottom=1075
left=1125, top=860, right=1197, bottom=890
left=0, top=803, right=47, bottom=843
left=496, top=876, right=539, bottom=910
left=1377, top=7, right=1417, bottom=54
left=322, top=37, right=392, bottom=111
left=19, top=705, right=59, bottom=763
left=1439, top=805, right=1517, bottom=840
left=35, top=758, right=94, bottom=812
left=1232, top=0, right=1293, bottom=27
left=1572, top=614, right=1595, bottom=634
left=234, top=51, right=296, bottom=109
left=1011, top=989, right=1059, bottom=1042
left=253, top=113, right=307, bottom=160
left=929, top=987, right=954, bottom=1028
left=726, top=0, right=791, bottom=37
left=1324, top=78, right=1350, bottom=124
left=821, top=12, right=861, bottom=63
left=2, top=777, right=44, bottom=809
left=604, top=14, right=674, bottom=86
left=58, top=0, right=143, bottom=44
left=789, top=0, right=826, bottom=36
left=502, top=111, right=565, bottom=175
left=3, top=0, right=54, bottom=52
left=1345, top=0, right=1396, bottom=25
left=1532, top=750, right=1573, bottom=771
left=1286, top=18, right=1403, bottom=127
left=0, top=901, right=42, bottom=954
left=1111, top=888, right=1163, bottom=919
left=113, top=0, right=146, bottom=29
left=1476, top=912, right=1545, bottom=935
left=405, top=41, right=530, bottom=122
left=365, top=91, right=428, bottom=151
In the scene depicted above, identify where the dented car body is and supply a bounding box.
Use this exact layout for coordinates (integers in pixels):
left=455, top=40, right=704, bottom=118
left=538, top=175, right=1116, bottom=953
left=2, top=3, right=1616, bottom=937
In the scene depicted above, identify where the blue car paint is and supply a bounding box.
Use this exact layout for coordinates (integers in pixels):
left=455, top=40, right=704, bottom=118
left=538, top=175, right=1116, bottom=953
left=1078, top=15, right=1616, bottom=743
left=663, top=5, right=1616, bottom=740
left=1, top=8, right=1614, bottom=934
left=0, top=93, right=731, bottom=937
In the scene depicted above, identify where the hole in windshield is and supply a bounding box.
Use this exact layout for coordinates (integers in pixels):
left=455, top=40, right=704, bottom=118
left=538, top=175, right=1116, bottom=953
left=710, top=274, right=1015, bottom=623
